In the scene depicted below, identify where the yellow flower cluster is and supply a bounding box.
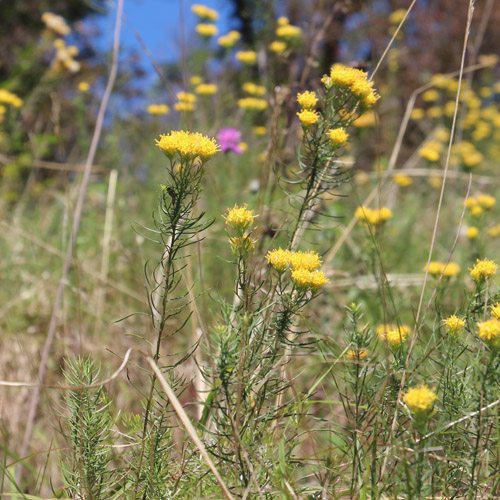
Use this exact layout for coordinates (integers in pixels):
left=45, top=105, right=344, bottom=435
left=236, top=50, right=258, bottom=65
left=147, top=104, right=170, bottom=115
left=297, top=91, right=318, bottom=110
left=41, top=12, right=71, bottom=36
left=191, top=4, right=219, bottom=21
left=466, top=227, right=479, bottom=239
left=488, top=224, right=500, bottom=237
left=78, top=81, right=90, bottom=92
left=452, top=142, right=483, bottom=169
left=155, top=130, right=220, bottom=162
left=225, top=204, right=255, bottom=231
left=0, top=89, right=23, bottom=108
left=377, top=324, right=410, bottom=346
left=403, top=384, right=437, bottom=414
left=491, top=303, right=500, bottom=319
left=196, top=23, right=218, bottom=37
left=418, top=141, right=442, bottom=162
left=242, top=82, right=266, bottom=96
left=425, top=261, right=460, bottom=277
left=324, top=64, right=379, bottom=107
left=276, top=24, right=302, bottom=40
left=190, top=76, right=203, bottom=86
left=297, top=109, right=319, bottom=127
left=345, top=348, right=370, bottom=360
left=355, top=206, right=393, bottom=225
left=269, top=40, right=287, bottom=53
left=469, top=258, right=498, bottom=282
left=443, top=315, right=466, bottom=335
left=476, top=319, right=500, bottom=347
left=175, top=91, right=196, bottom=112
left=195, top=83, right=218, bottom=95
left=389, top=9, right=407, bottom=25
left=328, top=128, right=349, bottom=147
left=266, top=248, right=328, bottom=290
left=51, top=39, right=80, bottom=73
left=217, top=30, right=241, bottom=48
left=394, top=174, right=413, bottom=187
left=237, top=97, right=268, bottom=111
left=253, top=126, right=267, bottom=136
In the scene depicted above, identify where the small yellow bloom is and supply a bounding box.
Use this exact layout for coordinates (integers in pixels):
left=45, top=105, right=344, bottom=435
left=345, top=348, right=370, bottom=360
left=41, top=11, right=71, bottom=36
left=403, top=384, right=437, bottom=414
left=377, top=324, right=410, bottom=342
left=289, top=250, right=322, bottom=271
left=297, top=91, right=318, bottom=110
left=269, top=40, right=287, bottom=53
left=471, top=205, right=483, bottom=217
left=176, top=91, right=197, bottom=103
left=195, top=83, right=218, bottom=95
left=425, top=261, right=460, bottom=278
left=229, top=234, right=255, bottom=252
left=291, top=268, right=329, bottom=290
left=253, top=126, right=267, bottom=136
left=190, top=75, right=203, bottom=86
left=427, top=106, right=442, bottom=119
left=225, top=204, right=255, bottom=231
left=297, top=109, right=319, bottom=127
left=422, top=89, right=440, bottom=102
left=355, top=206, right=393, bottom=225
left=78, top=81, right=89, bottom=92
left=236, top=50, right=258, bottom=65
left=466, top=227, right=479, bottom=239
left=410, top=108, right=425, bottom=120
left=195, top=23, right=218, bottom=37
left=147, top=104, right=170, bottom=115
left=477, top=319, right=500, bottom=347
left=389, top=8, right=407, bottom=25
left=477, top=194, right=496, bottom=209
left=174, top=101, right=195, bottom=112
left=276, top=24, right=302, bottom=40
left=386, top=328, right=408, bottom=346
left=238, top=142, right=248, bottom=152
left=217, top=31, right=240, bottom=48
left=237, top=97, right=268, bottom=111
left=155, top=130, right=219, bottom=162
left=277, top=16, right=289, bottom=26
left=328, top=128, right=349, bottom=147
left=488, top=224, right=500, bottom=237
left=242, top=82, right=266, bottom=96
left=394, top=174, right=413, bottom=187
left=465, top=197, right=477, bottom=209
left=443, top=315, right=466, bottom=335
left=266, top=248, right=292, bottom=272
left=490, top=303, right=500, bottom=320
left=469, top=258, right=498, bottom=282
left=191, top=4, right=219, bottom=21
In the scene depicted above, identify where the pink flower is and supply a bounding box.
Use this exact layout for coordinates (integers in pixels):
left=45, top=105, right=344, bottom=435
left=217, top=127, right=243, bottom=154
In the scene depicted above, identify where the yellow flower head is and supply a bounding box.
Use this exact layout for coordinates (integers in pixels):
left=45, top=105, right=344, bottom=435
left=403, top=384, right=437, bottom=414
left=266, top=248, right=292, bottom=272
left=291, top=268, right=329, bottom=290
left=377, top=324, right=410, bottom=342
left=466, top=227, right=479, bottom=239
left=229, top=234, right=255, bottom=252
left=236, top=50, right=258, bottom=65
left=237, top=97, right=268, bottom=111
left=190, top=75, right=203, bottom=86
left=422, top=89, right=440, bottom=102
left=269, top=40, right=287, bottom=53
left=297, top=91, right=318, bottom=110
left=225, top=204, right=255, bottom=231
left=242, top=82, right=266, bottom=96
left=389, top=8, right=407, bottom=25
left=41, top=12, right=71, bottom=36
left=276, top=24, right=302, bottom=40
left=297, top=109, right=319, bottom=127
left=0, top=89, right=23, bottom=108
left=394, top=174, right=413, bottom=187
left=470, top=205, right=483, bottom=217
left=328, top=64, right=377, bottom=101
left=477, top=194, right=496, bottom=209
left=289, top=250, right=322, bottom=271
left=355, top=206, right=393, bottom=225
left=147, top=104, right=170, bottom=115
left=277, top=16, right=289, bottom=26
left=328, top=128, right=349, bottom=147
left=155, top=130, right=220, bottom=162
left=195, top=83, right=218, bottom=95
left=345, top=348, right=370, bottom=360
left=176, top=91, right=197, bottom=103
left=488, top=224, right=500, bottom=238
left=465, top=197, right=477, bottom=209
left=195, top=23, right=218, bottom=37
left=425, top=261, right=460, bottom=278
left=386, top=327, right=408, bottom=346
left=469, top=258, right=498, bottom=282
left=191, top=4, right=219, bottom=21
left=443, top=315, right=466, bottom=335
left=477, top=319, right=500, bottom=347
left=253, top=126, right=267, bottom=136
left=174, top=101, right=195, bottom=112
left=491, top=303, right=500, bottom=319
left=217, top=31, right=240, bottom=48
left=410, top=108, right=425, bottom=120
left=78, top=81, right=90, bottom=92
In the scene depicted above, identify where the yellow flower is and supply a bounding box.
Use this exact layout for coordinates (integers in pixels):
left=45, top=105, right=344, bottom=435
left=0, top=89, right=23, bottom=108
left=277, top=16, right=289, bottom=26
left=196, top=23, right=218, bottom=37
left=155, top=130, right=220, bottom=162
left=389, top=8, right=407, bottom=24
left=41, top=12, right=71, bottom=36
left=266, top=248, right=292, bottom=272
left=276, top=24, right=302, bottom=40
left=465, top=197, right=477, bottom=209
left=328, top=128, right=349, bottom=147
left=345, top=348, right=370, bottom=360
left=477, top=194, right=496, bottom=209
left=217, top=31, right=240, bottom=48
left=466, top=227, right=479, bottom=239
left=253, top=126, right=267, bottom=136
left=355, top=206, right=393, bottom=225
left=403, top=384, right=437, bottom=414
left=78, top=81, right=90, bottom=92
left=229, top=234, right=255, bottom=252
left=353, top=111, right=377, bottom=127
left=410, top=108, right=425, bottom=120
left=386, top=327, right=408, bottom=346
left=328, top=64, right=377, bottom=100
left=377, top=324, right=410, bottom=342
left=0, top=105, right=6, bottom=115
left=427, top=106, right=442, bottom=118
left=490, top=303, right=500, bottom=320
left=297, top=109, right=319, bottom=127
left=425, top=261, right=460, bottom=278
left=477, top=319, right=500, bottom=347
left=394, top=174, right=413, bottom=187
left=174, top=101, right=195, bottom=112
left=422, top=89, right=440, bottom=102
left=195, top=83, right=218, bottom=95
left=488, top=224, right=500, bottom=237
left=237, top=97, right=268, bottom=111
left=297, top=91, right=318, bottom=109
left=191, top=4, right=219, bottom=21
left=269, top=40, right=287, bottom=53
left=471, top=205, right=483, bottom=217
left=242, top=82, right=266, bottom=96
left=190, top=75, right=203, bottom=85
left=147, top=104, right=170, bottom=115
left=291, top=268, right=329, bottom=290
left=289, top=250, right=322, bottom=271
left=236, top=50, right=258, bottom=65
left=443, top=315, right=466, bottom=335
left=469, top=258, right=498, bottom=282
left=419, top=142, right=441, bottom=162
left=238, top=142, right=248, bottom=152
left=176, top=91, right=196, bottom=103
left=225, top=204, right=255, bottom=231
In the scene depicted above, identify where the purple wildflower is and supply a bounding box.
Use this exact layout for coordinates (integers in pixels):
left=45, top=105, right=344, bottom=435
left=218, top=127, right=243, bottom=154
